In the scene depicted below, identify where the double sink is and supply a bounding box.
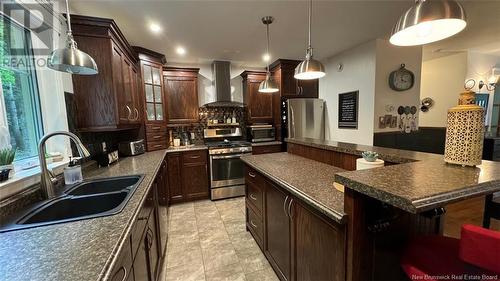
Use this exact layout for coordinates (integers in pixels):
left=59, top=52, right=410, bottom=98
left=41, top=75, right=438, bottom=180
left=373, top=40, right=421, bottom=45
left=0, top=175, right=143, bottom=233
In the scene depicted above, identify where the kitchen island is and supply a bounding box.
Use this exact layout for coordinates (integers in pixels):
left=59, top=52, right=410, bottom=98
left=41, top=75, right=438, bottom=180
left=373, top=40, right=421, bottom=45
left=242, top=137, right=500, bottom=281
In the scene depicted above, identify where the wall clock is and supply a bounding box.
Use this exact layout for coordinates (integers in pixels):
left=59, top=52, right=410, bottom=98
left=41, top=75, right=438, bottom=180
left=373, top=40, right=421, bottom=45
left=389, top=64, right=414, bottom=91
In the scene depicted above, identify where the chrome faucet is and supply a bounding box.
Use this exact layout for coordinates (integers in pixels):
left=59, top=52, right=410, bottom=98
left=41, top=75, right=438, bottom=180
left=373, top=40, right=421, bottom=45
left=38, top=131, right=90, bottom=199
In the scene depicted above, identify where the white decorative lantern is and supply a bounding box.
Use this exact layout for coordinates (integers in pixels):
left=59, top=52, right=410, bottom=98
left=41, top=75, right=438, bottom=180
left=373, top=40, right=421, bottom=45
left=444, top=90, right=485, bottom=167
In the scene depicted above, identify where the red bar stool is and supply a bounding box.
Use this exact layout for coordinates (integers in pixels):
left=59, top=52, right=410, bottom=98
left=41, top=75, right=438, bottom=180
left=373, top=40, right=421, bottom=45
left=401, top=224, right=500, bottom=281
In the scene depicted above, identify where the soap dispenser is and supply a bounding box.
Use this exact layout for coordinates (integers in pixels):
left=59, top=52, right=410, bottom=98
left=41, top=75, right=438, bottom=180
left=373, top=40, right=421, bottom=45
left=64, top=157, right=83, bottom=185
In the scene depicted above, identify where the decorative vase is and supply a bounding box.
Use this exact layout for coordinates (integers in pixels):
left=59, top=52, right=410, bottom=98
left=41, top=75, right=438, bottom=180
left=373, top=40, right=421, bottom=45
left=0, top=167, right=11, bottom=182
left=444, top=90, right=485, bottom=167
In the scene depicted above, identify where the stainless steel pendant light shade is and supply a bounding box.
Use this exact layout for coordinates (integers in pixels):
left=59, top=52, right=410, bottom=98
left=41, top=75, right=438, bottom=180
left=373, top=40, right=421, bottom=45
left=259, top=16, right=279, bottom=93
left=294, top=0, right=325, bottom=80
left=390, top=0, right=467, bottom=46
left=48, top=0, right=98, bottom=75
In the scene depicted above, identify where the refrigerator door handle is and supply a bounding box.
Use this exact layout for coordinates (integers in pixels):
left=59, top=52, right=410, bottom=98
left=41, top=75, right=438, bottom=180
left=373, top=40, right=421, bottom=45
left=290, top=106, right=295, bottom=139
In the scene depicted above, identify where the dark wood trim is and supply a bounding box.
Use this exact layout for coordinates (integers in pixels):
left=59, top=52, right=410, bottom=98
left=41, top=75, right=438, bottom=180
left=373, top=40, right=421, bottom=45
left=269, top=59, right=300, bottom=71
left=70, top=14, right=137, bottom=63
left=240, top=70, right=267, bottom=80
left=133, top=46, right=167, bottom=65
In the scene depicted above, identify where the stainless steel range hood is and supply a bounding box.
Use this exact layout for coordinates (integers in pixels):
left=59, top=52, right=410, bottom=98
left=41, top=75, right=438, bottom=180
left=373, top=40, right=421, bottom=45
left=203, top=61, right=245, bottom=107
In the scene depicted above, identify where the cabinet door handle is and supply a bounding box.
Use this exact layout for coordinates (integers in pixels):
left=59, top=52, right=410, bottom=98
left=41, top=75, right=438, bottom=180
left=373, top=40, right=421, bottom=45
left=248, top=172, right=256, bottom=178
left=126, top=105, right=132, bottom=120
left=249, top=193, right=257, bottom=201
left=134, top=107, right=139, bottom=120
left=288, top=198, right=294, bottom=220
left=283, top=195, right=289, bottom=216
left=250, top=220, right=257, bottom=229
left=115, top=266, right=127, bottom=281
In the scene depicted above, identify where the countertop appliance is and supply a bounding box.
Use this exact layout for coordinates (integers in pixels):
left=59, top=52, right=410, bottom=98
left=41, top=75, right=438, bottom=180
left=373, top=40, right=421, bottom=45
left=204, top=128, right=251, bottom=200
left=287, top=98, right=325, bottom=140
left=247, top=124, right=275, bottom=143
left=118, top=140, right=145, bottom=156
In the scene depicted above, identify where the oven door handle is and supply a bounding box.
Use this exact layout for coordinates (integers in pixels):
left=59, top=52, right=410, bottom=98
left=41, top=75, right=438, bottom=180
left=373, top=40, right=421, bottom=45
left=211, top=154, right=247, bottom=160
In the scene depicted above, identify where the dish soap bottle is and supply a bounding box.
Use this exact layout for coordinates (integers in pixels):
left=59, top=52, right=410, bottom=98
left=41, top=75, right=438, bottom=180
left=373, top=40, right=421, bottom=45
left=64, top=157, right=83, bottom=185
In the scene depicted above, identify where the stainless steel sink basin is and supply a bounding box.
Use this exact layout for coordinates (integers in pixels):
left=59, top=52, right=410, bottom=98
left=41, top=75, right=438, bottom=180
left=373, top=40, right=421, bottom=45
left=65, top=175, right=141, bottom=196
left=0, top=175, right=144, bottom=233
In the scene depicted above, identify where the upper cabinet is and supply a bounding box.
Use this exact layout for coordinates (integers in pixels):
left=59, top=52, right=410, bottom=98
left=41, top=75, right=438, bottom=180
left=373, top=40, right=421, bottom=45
left=270, top=59, right=319, bottom=99
left=70, top=15, right=142, bottom=131
left=241, top=71, right=274, bottom=124
left=163, top=67, right=200, bottom=124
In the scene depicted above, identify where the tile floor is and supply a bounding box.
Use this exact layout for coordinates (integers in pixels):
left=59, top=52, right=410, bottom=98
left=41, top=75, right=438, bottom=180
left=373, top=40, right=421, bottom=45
left=159, top=197, right=279, bottom=281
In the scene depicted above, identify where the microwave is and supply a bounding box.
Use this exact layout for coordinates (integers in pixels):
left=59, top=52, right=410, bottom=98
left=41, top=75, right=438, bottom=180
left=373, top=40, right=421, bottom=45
left=247, top=125, right=275, bottom=143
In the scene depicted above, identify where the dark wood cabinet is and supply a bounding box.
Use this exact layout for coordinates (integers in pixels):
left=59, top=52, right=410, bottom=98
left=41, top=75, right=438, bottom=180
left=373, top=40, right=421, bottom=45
left=245, top=166, right=346, bottom=281
left=166, top=150, right=209, bottom=203
left=163, top=68, right=200, bottom=124
left=270, top=59, right=319, bottom=99
left=241, top=71, right=274, bottom=124
left=166, top=153, right=183, bottom=203
left=252, top=144, right=282, bottom=155
left=265, top=182, right=292, bottom=281
left=70, top=15, right=141, bottom=131
left=292, top=200, right=346, bottom=281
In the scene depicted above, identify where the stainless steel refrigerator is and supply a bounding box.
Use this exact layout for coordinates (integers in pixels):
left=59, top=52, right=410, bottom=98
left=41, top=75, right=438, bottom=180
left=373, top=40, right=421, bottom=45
left=287, top=98, right=325, bottom=140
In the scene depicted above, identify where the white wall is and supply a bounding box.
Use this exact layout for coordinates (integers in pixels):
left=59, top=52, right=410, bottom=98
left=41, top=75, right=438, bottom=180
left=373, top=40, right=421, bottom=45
left=166, top=62, right=263, bottom=107
left=420, top=53, right=467, bottom=127
left=374, top=39, right=422, bottom=133
left=319, top=40, right=376, bottom=145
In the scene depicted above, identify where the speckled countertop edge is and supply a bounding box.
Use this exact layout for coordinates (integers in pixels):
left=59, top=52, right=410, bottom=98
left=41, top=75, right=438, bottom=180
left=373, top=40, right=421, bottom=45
left=241, top=154, right=346, bottom=224
left=166, top=145, right=207, bottom=153
left=251, top=141, right=283, bottom=147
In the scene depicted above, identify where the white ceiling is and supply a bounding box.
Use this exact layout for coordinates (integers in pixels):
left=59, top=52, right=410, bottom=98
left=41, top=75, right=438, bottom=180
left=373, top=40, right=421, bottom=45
left=69, top=0, right=500, bottom=68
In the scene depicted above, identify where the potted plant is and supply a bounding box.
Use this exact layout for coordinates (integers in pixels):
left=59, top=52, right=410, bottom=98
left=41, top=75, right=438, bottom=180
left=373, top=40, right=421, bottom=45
left=0, top=148, right=16, bottom=182
left=361, top=151, right=379, bottom=162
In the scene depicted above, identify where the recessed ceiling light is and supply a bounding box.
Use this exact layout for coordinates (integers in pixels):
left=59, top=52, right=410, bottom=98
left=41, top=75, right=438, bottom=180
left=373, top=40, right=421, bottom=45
left=176, top=47, right=186, bottom=55
left=149, top=23, right=162, bottom=33
left=262, top=53, right=271, bottom=62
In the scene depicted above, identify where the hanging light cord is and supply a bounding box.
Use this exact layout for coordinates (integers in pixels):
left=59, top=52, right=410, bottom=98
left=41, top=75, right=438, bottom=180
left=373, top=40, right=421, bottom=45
left=64, top=0, right=78, bottom=49
left=266, top=21, right=271, bottom=74
left=306, top=0, right=313, bottom=59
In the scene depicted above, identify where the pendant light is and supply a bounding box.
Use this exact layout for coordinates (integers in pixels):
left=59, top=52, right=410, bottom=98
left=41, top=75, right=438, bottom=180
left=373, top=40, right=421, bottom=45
left=259, top=16, right=279, bottom=93
left=294, top=0, right=325, bottom=80
left=48, top=0, right=98, bottom=75
left=390, top=0, right=467, bottom=46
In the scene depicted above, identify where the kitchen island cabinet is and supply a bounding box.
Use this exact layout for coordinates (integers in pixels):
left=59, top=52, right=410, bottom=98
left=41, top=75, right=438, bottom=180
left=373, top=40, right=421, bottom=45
left=243, top=153, right=347, bottom=281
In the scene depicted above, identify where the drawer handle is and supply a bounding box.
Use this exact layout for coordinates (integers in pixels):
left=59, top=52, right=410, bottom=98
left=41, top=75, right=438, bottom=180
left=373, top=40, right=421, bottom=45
left=250, top=220, right=257, bottom=229
left=152, top=135, right=162, bottom=139
left=189, top=155, right=201, bottom=159
left=153, top=144, right=162, bottom=148
left=248, top=172, right=256, bottom=178
left=115, top=266, right=127, bottom=281
left=152, top=126, right=161, bottom=130
left=249, top=193, right=257, bottom=201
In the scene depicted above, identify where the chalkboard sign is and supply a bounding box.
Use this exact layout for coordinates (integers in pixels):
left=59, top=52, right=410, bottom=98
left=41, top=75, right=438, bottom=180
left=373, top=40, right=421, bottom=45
left=338, top=91, right=359, bottom=129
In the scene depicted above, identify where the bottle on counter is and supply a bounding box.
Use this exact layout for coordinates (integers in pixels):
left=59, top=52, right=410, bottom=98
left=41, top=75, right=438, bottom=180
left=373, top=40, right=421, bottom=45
left=64, top=157, right=83, bottom=185
left=231, top=111, right=237, bottom=124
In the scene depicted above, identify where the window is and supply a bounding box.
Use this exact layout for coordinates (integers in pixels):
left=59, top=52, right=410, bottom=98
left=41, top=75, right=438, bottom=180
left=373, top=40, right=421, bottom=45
left=0, top=14, right=43, bottom=161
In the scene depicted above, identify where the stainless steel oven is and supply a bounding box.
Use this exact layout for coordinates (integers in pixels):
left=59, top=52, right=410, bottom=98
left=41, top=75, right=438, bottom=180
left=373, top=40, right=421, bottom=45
left=247, top=124, right=275, bottom=143
left=209, top=147, right=252, bottom=200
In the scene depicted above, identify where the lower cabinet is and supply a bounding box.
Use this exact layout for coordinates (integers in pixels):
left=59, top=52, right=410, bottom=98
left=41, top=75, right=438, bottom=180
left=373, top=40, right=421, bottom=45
left=113, top=159, right=168, bottom=281
left=244, top=165, right=346, bottom=281
left=165, top=149, right=209, bottom=203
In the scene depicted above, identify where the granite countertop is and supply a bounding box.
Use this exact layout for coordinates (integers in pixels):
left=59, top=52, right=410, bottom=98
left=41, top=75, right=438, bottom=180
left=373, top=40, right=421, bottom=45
left=287, top=137, right=500, bottom=213
left=241, top=152, right=346, bottom=223
left=0, top=150, right=167, bottom=281
left=251, top=141, right=283, bottom=147
left=166, top=144, right=207, bottom=153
